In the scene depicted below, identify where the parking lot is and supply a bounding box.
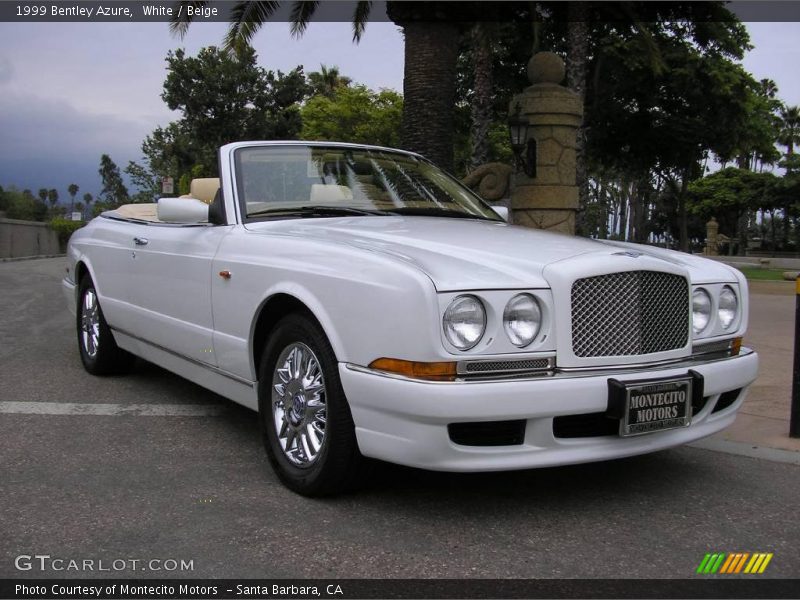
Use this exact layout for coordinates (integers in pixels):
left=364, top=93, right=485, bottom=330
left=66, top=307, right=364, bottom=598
left=1, top=257, right=799, bottom=579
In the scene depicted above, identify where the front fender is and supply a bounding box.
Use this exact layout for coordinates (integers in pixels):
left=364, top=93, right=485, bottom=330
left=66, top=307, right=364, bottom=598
left=211, top=232, right=442, bottom=382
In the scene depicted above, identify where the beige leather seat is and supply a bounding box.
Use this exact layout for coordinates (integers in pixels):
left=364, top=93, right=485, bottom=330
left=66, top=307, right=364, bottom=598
left=186, top=178, right=220, bottom=204
left=309, top=184, right=353, bottom=203
left=113, top=177, right=220, bottom=222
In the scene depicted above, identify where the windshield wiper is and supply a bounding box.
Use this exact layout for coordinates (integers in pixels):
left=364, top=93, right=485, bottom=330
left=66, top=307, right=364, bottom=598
left=249, top=205, right=392, bottom=218
left=385, top=207, right=493, bottom=220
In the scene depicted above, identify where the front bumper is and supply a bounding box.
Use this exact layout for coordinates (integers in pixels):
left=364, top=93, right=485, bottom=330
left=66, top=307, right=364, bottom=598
left=340, top=349, right=759, bottom=471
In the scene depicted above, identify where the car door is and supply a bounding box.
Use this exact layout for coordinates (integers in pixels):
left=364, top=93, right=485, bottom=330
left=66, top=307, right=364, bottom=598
left=125, top=222, right=232, bottom=365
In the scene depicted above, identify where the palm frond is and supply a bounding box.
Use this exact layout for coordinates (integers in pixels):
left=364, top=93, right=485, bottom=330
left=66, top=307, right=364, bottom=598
left=352, top=1, right=372, bottom=42
left=223, top=1, right=282, bottom=55
left=289, top=1, right=320, bottom=37
left=169, top=0, right=211, bottom=38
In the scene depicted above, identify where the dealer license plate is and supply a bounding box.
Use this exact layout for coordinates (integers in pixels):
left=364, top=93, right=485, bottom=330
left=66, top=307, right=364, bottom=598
left=617, top=376, right=693, bottom=437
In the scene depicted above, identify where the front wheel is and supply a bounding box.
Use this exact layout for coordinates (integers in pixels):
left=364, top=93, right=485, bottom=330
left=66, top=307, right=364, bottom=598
left=77, top=277, right=134, bottom=375
left=258, top=313, right=368, bottom=496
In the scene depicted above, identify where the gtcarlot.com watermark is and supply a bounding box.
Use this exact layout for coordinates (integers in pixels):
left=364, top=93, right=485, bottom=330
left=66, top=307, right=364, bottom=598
left=15, top=554, right=194, bottom=572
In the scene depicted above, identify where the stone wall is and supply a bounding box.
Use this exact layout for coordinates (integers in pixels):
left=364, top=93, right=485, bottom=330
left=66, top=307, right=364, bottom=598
left=0, top=218, right=61, bottom=259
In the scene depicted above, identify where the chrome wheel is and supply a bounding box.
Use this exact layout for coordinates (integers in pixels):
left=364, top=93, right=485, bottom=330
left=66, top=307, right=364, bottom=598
left=80, top=288, right=100, bottom=358
left=271, top=342, right=327, bottom=467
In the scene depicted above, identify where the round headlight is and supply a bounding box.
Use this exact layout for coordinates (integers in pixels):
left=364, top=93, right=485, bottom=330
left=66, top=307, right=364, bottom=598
left=443, top=295, right=486, bottom=350
left=503, top=294, right=542, bottom=347
left=692, top=288, right=712, bottom=334
left=718, top=286, right=738, bottom=330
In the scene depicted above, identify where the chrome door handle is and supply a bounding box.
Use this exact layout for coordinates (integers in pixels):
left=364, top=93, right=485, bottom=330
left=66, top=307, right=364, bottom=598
left=133, top=237, right=149, bottom=246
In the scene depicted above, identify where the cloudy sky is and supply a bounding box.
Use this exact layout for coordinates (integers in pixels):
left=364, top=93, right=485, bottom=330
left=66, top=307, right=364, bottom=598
left=0, top=19, right=798, bottom=200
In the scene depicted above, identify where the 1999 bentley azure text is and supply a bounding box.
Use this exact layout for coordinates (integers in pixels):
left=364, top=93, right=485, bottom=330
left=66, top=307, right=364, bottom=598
left=63, top=142, right=759, bottom=495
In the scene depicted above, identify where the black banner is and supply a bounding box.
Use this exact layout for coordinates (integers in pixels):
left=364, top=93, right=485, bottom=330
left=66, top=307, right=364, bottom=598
left=2, top=579, right=800, bottom=599
left=4, top=1, right=800, bottom=23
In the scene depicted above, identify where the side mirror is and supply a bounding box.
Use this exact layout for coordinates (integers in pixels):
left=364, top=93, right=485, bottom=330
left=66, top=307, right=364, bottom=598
left=157, top=197, right=209, bottom=223
left=492, top=205, right=509, bottom=222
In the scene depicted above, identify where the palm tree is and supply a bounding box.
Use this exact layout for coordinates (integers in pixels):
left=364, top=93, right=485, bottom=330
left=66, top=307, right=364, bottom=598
left=468, top=23, right=493, bottom=170
left=68, top=183, right=79, bottom=214
left=778, top=105, right=800, bottom=157
left=83, top=192, right=93, bottom=219
left=307, top=64, right=351, bottom=98
left=760, top=78, right=778, bottom=99
left=171, top=1, right=463, bottom=171
left=566, top=1, right=590, bottom=232
left=47, top=189, right=59, bottom=214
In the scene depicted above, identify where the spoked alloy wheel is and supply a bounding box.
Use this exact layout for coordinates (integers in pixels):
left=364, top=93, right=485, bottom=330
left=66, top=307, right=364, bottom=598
left=80, top=288, right=101, bottom=358
left=271, top=342, right=327, bottom=467
left=258, top=313, right=369, bottom=496
left=76, top=276, right=133, bottom=375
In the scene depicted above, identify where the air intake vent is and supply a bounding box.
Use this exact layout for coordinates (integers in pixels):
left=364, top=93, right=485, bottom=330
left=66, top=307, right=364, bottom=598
left=448, top=420, right=526, bottom=446
left=461, top=358, right=551, bottom=374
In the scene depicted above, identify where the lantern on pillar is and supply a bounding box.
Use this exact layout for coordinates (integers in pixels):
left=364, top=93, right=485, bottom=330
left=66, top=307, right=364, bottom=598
left=508, top=104, right=536, bottom=178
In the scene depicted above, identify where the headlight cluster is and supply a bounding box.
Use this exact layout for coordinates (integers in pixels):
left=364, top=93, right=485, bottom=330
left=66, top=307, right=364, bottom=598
left=692, top=285, right=739, bottom=334
left=443, top=294, right=542, bottom=350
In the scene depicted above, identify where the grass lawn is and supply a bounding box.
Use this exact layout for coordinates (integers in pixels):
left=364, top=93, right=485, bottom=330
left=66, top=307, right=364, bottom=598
left=735, top=267, right=791, bottom=281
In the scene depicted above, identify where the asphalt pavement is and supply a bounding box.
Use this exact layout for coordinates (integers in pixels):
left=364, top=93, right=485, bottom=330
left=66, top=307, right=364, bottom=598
left=1, top=258, right=798, bottom=580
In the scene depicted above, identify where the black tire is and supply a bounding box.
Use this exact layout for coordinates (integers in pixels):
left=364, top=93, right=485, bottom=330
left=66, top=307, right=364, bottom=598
left=77, top=276, right=134, bottom=375
left=258, top=313, right=369, bottom=496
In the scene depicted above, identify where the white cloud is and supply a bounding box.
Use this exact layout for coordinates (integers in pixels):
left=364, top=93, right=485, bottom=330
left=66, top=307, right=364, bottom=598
left=0, top=56, right=11, bottom=84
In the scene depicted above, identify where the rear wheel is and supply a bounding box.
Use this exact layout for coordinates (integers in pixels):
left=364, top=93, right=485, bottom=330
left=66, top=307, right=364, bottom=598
left=258, top=313, right=368, bottom=496
left=77, top=277, right=134, bottom=375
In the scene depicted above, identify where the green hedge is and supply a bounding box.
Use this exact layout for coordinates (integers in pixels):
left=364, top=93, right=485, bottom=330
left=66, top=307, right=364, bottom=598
left=48, top=217, right=86, bottom=250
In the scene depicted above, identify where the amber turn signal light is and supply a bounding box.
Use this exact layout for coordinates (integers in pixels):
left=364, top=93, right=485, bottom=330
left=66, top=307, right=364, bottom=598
left=368, top=358, right=458, bottom=381
left=731, top=337, right=742, bottom=356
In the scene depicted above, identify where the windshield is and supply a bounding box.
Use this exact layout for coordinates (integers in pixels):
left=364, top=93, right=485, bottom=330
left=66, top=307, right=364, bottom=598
left=234, top=145, right=501, bottom=221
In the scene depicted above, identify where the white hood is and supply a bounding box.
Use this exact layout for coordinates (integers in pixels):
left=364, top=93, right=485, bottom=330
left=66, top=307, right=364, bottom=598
left=245, top=216, right=738, bottom=291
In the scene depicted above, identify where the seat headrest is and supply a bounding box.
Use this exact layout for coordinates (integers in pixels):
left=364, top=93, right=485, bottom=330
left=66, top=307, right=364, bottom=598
left=190, top=178, right=220, bottom=204
left=309, top=184, right=353, bottom=204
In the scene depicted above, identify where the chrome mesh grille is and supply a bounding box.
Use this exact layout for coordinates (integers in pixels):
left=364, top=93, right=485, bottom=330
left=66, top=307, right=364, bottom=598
left=463, top=358, right=551, bottom=373
left=571, top=271, right=689, bottom=357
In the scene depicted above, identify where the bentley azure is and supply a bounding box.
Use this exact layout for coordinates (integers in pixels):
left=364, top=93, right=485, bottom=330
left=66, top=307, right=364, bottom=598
left=63, top=141, right=759, bottom=495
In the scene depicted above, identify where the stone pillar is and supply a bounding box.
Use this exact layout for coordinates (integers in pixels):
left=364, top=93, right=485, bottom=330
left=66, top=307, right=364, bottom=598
left=509, top=52, right=583, bottom=234
left=705, top=217, right=719, bottom=256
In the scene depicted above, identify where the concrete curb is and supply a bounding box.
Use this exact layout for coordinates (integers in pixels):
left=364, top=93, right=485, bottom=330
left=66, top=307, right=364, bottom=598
left=690, top=437, right=800, bottom=465
left=1, top=254, right=65, bottom=262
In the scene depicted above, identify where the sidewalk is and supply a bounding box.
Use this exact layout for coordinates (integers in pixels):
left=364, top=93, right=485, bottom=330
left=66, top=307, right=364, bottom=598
left=712, top=279, right=800, bottom=453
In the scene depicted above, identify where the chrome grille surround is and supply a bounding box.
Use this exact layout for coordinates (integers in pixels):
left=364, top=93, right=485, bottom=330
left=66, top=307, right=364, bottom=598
left=571, top=271, right=689, bottom=358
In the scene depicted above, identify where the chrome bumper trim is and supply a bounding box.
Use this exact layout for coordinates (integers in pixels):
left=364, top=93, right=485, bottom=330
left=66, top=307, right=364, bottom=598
left=345, top=348, right=755, bottom=384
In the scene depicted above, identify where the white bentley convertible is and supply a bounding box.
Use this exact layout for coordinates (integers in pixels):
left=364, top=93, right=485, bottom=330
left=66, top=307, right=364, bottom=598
left=64, top=141, right=758, bottom=495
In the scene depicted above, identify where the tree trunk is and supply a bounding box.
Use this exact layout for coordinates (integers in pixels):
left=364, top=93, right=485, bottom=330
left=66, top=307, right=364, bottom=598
left=738, top=211, right=748, bottom=257
left=610, top=185, right=619, bottom=237
left=770, top=209, right=777, bottom=256
left=628, top=184, right=638, bottom=242
left=469, top=24, right=492, bottom=171
left=618, top=180, right=628, bottom=241
left=566, top=1, right=589, bottom=235
left=394, top=19, right=460, bottom=172
left=598, top=178, right=608, bottom=239
left=783, top=208, right=791, bottom=249
left=678, top=169, right=690, bottom=252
